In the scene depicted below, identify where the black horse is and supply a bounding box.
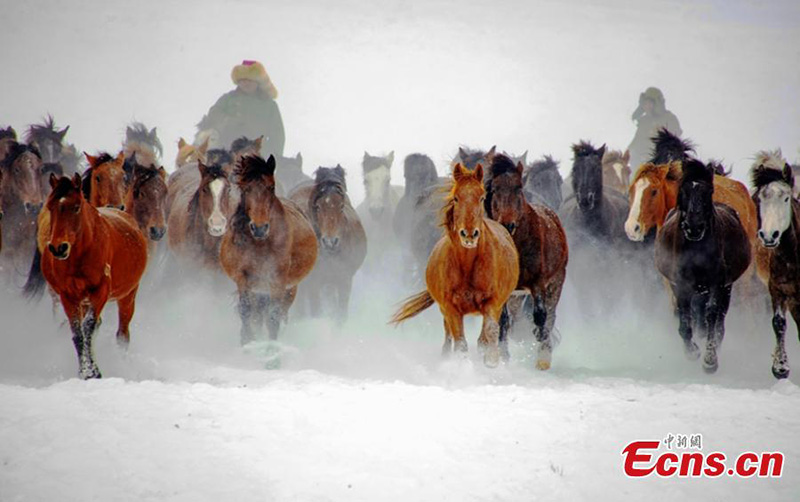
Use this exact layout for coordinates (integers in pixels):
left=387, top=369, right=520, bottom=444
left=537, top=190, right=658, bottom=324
left=655, top=159, right=751, bottom=373
left=649, top=128, right=694, bottom=164
left=523, top=155, right=563, bottom=210
left=751, top=163, right=800, bottom=378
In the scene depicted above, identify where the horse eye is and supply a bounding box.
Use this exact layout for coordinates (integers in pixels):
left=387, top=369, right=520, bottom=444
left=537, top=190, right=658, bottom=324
left=650, top=189, right=657, bottom=196
left=453, top=197, right=459, bottom=203
left=95, top=175, right=101, bottom=182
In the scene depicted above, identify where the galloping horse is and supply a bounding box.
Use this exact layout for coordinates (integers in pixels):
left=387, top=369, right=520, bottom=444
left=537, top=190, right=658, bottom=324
left=751, top=161, right=800, bottom=379
left=655, top=159, right=751, bottom=373
left=290, top=166, right=367, bottom=322
left=166, top=148, right=234, bottom=216
left=522, top=155, right=563, bottom=211
left=0, top=142, right=43, bottom=269
left=220, top=155, right=317, bottom=343
left=167, top=160, right=237, bottom=268
left=356, top=151, right=401, bottom=269
left=24, top=174, right=148, bottom=379
left=25, top=115, right=69, bottom=166
left=82, top=152, right=130, bottom=210
left=175, top=137, right=209, bottom=169
left=124, top=160, right=168, bottom=245
left=485, top=154, right=568, bottom=369
left=391, top=163, right=519, bottom=367
left=123, top=122, right=162, bottom=168
left=393, top=153, right=439, bottom=243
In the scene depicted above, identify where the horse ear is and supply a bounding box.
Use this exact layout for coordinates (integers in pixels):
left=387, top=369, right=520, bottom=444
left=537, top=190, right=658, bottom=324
left=623, top=149, right=631, bottom=164
left=387, top=151, right=394, bottom=165
left=49, top=172, right=58, bottom=189
left=254, top=135, right=264, bottom=151
left=296, top=152, right=302, bottom=165
left=457, top=147, right=467, bottom=162
left=58, top=126, right=69, bottom=141
left=158, top=166, right=167, bottom=179
left=516, top=162, right=524, bottom=176
left=199, top=137, right=210, bottom=155
left=453, top=163, right=466, bottom=182
left=520, top=150, right=528, bottom=166
left=149, top=127, right=157, bottom=139
left=84, top=152, right=96, bottom=166
left=71, top=173, right=82, bottom=189
left=178, top=137, right=187, bottom=149
left=486, top=146, right=497, bottom=160
left=197, top=161, right=209, bottom=177
left=115, top=151, right=125, bottom=164
left=598, top=144, right=607, bottom=157
left=363, top=151, right=370, bottom=161
left=474, top=163, right=484, bottom=182
left=265, top=155, right=277, bottom=177
left=784, top=163, right=795, bottom=187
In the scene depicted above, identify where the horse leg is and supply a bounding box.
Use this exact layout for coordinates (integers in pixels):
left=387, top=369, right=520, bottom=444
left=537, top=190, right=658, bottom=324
left=61, top=298, right=100, bottom=379
left=498, top=303, right=511, bottom=363
left=308, top=281, right=321, bottom=318
left=441, top=317, right=454, bottom=356
left=335, top=275, right=353, bottom=325
left=702, top=286, right=724, bottom=374
left=771, top=298, right=790, bottom=379
left=255, top=294, right=269, bottom=335
left=445, top=311, right=467, bottom=355
left=478, top=306, right=503, bottom=368
left=535, top=277, right=565, bottom=371
left=237, top=287, right=255, bottom=345
left=115, top=287, right=138, bottom=349
left=266, top=294, right=282, bottom=342
left=675, top=286, right=699, bottom=360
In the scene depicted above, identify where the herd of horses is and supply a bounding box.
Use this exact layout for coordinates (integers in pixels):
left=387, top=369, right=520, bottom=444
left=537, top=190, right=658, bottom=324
left=1, top=117, right=800, bottom=382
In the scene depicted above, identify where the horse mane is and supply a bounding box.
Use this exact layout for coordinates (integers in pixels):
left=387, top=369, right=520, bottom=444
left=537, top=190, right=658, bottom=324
left=41, top=162, right=64, bottom=177
left=0, top=126, right=16, bottom=141
left=50, top=176, right=81, bottom=201
left=206, top=148, right=233, bottom=167
left=707, top=159, right=731, bottom=177
left=230, top=136, right=259, bottom=154
left=488, top=153, right=520, bottom=179
left=454, top=146, right=490, bottom=169
left=528, top=155, right=559, bottom=175
left=680, top=158, right=713, bottom=186
left=572, top=140, right=604, bottom=160
left=2, top=142, right=41, bottom=169
left=602, top=149, right=626, bottom=164
left=125, top=122, right=163, bottom=156
left=440, top=167, right=483, bottom=231
left=131, top=163, right=161, bottom=194
left=25, top=115, right=66, bottom=145
left=752, top=149, right=786, bottom=171
left=235, top=155, right=275, bottom=185
left=650, top=128, right=694, bottom=164
left=752, top=163, right=794, bottom=190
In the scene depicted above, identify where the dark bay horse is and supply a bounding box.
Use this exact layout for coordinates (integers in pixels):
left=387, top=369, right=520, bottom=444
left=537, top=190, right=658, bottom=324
left=0, top=127, right=17, bottom=164
left=289, top=166, right=367, bottom=322
left=275, top=153, right=309, bottom=194
left=485, top=154, right=568, bottom=370
left=25, top=116, right=69, bottom=166
left=0, top=142, right=44, bottom=270
left=124, top=160, right=168, bottom=245
left=82, top=152, right=130, bottom=210
left=751, top=162, right=800, bottom=379
left=123, top=122, right=162, bottom=168
left=167, top=160, right=237, bottom=269
left=522, top=155, right=563, bottom=211
left=655, top=159, right=751, bottom=373
left=24, top=174, right=148, bottom=379
left=220, top=155, right=317, bottom=343
left=391, top=163, right=519, bottom=367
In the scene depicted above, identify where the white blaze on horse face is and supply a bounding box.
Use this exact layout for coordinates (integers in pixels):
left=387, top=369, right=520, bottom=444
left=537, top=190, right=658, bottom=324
left=625, top=178, right=649, bottom=241
left=758, top=181, right=792, bottom=245
left=364, top=166, right=391, bottom=211
left=207, top=178, right=227, bottom=237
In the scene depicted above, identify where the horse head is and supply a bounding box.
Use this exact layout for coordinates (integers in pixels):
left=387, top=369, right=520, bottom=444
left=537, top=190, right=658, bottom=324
left=752, top=162, right=795, bottom=248
left=234, top=155, right=278, bottom=241
left=84, top=151, right=128, bottom=210
left=45, top=173, right=86, bottom=260
left=677, top=159, right=715, bottom=242
left=446, top=163, right=485, bottom=248
left=362, top=151, right=394, bottom=218
left=127, top=160, right=168, bottom=241
left=311, top=165, right=348, bottom=252
left=2, top=142, right=44, bottom=214
left=571, top=141, right=606, bottom=212
left=625, top=161, right=681, bottom=241
left=486, top=154, right=525, bottom=236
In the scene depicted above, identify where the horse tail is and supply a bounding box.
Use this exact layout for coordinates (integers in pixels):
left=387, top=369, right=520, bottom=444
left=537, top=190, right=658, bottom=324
left=22, top=247, right=46, bottom=302
left=390, top=290, right=434, bottom=325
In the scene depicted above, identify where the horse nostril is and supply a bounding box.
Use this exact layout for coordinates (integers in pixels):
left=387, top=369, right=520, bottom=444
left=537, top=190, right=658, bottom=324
left=634, top=224, right=641, bottom=233
left=772, top=231, right=780, bottom=240
left=149, top=227, right=166, bottom=241
left=48, top=244, right=56, bottom=255
left=758, top=230, right=766, bottom=240
left=472, top=229, right=480, bottom=239
left=459, top=229, right=467, bottom=238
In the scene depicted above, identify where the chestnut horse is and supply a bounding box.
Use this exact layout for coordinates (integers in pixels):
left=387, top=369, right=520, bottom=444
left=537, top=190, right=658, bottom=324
left=655, top=159, right=751, bottom=373
left=485, top=154, right=568, bottom=370
left=289, top=165, right=367, bottom=322
left=82, top=152, right=130, bottom=210
left=220, top=155, right=317, bottom=343
left=0, top=142, right=44, bottom=270
left=391, top=163, right=519, bottom=367
left=751, top=162, right=800, bottom=379
left=23, top=174, right=147, bottom=379
left=167, top=161, right=237, bottom=268
left=175, top=137, right=209, bottom=169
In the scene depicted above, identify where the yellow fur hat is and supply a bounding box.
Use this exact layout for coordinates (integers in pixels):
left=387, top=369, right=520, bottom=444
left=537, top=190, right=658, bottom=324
left=231, top=60, right=278, bottom=99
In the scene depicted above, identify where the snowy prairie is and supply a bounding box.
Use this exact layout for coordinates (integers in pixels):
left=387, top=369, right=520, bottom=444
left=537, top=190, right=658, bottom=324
left=2, top=0, right=800, bottom=501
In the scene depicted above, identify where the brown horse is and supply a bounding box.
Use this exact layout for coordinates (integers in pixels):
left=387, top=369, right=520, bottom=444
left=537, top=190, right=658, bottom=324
left=123, top=122, right=162, bottom=168
left=175, top=137, right=209, bottom=169
left=751, top=162, right=800, bottom=379
left=0, top=126, right=17, bottom=165
left=82, top=152, right=130, bottom=210
left=485, top=154, right=568, bottom=370
left=220, top=155, right=317, bottom=343
left=602, top=148, right=631, bottom=194
left=23, top=174, right=148, bottom=379
left=655, top=159, right=751, bottom=373
left=0, top=142, right=44, bottom=269
left=166, top=148, right=234, bottom=216
left=167, top=161, right=237, bottom=268
left=391, top=163, right=519, bottom=367
left=124, top=160, right=168, bottom=245
left=289, top=165, right=367, bottom=322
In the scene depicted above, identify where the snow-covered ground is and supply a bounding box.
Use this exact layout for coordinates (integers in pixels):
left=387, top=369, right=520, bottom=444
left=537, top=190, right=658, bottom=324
left=2, top=0, right=800, bottom=500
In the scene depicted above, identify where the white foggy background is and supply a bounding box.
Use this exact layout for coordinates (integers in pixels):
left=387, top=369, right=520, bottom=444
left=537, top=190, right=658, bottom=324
left=1, top=1, right=800, bottom=500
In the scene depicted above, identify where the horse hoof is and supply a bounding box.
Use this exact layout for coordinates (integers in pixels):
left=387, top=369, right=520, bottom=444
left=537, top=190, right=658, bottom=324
left=772, top=365, right=790, bottom=380
left=536, top=359, right=551, bottom=371
left=80, top=367, right=102, bottom=380
left=483, top=349, right=500, bottom=368
left=702, top=356, right=718, bottom=374
left=683, top=342, right=700, bottom=361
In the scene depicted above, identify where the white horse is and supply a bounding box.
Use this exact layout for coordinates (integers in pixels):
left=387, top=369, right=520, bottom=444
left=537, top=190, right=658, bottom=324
left=356, top=151, right=403, bottom=272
